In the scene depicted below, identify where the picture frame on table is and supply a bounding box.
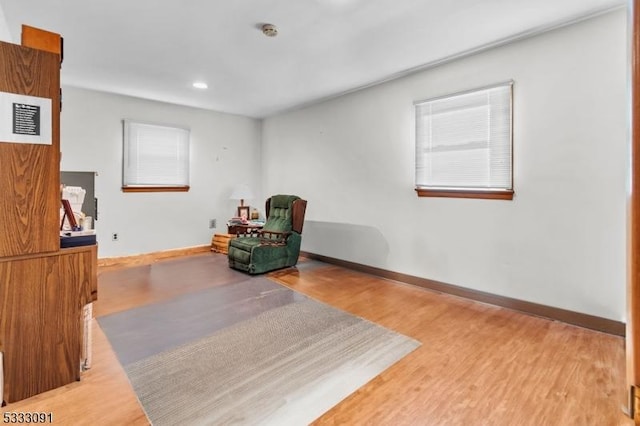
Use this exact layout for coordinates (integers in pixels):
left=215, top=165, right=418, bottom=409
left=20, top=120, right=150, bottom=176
left=237, top=206, right=250, bottom=221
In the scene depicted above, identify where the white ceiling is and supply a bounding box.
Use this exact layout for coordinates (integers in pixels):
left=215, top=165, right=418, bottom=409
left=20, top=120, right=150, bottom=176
left=0, top=0, right=626, bottom=118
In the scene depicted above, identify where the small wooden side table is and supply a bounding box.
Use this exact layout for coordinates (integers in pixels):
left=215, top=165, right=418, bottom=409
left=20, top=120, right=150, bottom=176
left=227, top=224, right=263, bottom=235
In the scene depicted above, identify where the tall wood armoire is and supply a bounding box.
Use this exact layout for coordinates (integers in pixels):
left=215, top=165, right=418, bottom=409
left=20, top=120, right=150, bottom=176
left=0, top=26, right=97, bottom=405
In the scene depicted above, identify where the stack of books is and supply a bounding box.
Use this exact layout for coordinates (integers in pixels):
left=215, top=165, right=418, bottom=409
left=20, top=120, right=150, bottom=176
left=227, top=216, right=247, bottom=226
left=60, top=229, right=97, bottom=248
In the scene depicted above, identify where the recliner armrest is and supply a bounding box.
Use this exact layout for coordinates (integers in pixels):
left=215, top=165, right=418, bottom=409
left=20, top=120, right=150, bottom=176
left=258, top=230, right=291, bottom=246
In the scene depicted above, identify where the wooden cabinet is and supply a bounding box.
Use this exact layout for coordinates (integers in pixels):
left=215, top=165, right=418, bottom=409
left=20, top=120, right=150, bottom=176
left=0, top=27, right=97, bottom=405
left=0, top=34, right=60, bottom=257
left=0, top=246, right=97, bottom=403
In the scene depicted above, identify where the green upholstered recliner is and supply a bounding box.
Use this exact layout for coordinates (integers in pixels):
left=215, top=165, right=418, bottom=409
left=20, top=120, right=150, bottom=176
left=228, top=194, right=307, bottom=274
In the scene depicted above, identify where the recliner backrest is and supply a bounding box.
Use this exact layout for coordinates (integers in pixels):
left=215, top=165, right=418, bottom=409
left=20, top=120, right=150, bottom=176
left=264, top=195, right=298, bottom=233
left=263, top=195, right=307, bottom=234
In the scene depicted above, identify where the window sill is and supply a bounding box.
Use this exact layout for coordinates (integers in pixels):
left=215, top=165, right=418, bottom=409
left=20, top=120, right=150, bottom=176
left=122, top=186, right=190, bottom=193
left=415, top=188, right=514, bottom=200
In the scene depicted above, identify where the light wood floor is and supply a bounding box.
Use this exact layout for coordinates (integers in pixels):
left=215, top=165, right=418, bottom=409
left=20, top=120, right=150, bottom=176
left=1, top=253, right=631, bottom=425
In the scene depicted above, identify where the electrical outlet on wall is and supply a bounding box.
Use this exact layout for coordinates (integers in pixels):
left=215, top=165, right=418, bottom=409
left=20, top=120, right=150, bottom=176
left=112, top=233, right=118, bottom=241
left=209, top=219, right=216, bottom=229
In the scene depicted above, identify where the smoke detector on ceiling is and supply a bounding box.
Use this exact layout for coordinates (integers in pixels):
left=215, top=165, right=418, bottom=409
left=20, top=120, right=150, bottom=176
left=262, top=24, right=278, bottom=37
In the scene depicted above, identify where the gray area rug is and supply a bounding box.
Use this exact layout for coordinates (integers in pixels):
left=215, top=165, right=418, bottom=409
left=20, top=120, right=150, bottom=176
left=99, top=277, right=420, bottom=425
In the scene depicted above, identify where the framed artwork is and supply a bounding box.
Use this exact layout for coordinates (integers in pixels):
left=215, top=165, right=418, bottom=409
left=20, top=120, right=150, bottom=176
left=61, top=199, right=79, bottom=230
left=238, top=206, right=250, bottom=221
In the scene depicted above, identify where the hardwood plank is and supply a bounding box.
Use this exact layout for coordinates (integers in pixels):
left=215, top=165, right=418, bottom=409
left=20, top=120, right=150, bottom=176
left=302, top=251, right=625, bottom=336
left=94, top=252, right=246, bottom=317
left=1, top=253, right=630, bottom=424
left=271, top=264, right=631, bottom=425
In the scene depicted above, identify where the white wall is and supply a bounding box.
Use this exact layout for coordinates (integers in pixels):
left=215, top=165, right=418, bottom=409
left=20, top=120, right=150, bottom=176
left=60, top=87, right=262, bottom=258
left=262, top=9, right=627, bottom=321
left=0, top=5, right=12, bottom=42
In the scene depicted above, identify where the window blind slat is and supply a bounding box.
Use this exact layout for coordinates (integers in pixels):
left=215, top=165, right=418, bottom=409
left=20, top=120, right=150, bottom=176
left=415, top=83, right=512, bottom=191
left=123, top=120, right=190, bottom=187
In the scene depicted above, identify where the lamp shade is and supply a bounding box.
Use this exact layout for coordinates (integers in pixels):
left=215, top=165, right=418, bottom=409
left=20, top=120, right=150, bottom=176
left=230, top=184, right=254, bottom=202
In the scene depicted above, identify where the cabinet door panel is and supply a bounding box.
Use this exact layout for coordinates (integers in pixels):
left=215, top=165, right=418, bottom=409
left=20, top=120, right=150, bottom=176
left=0, top=254, right=84, bottom=403
left=0, top=41, right=60, bottom=256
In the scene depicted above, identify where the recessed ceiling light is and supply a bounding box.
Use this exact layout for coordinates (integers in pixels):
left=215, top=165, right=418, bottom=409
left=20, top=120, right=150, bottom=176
left=193, top=82, right=208, bottom=89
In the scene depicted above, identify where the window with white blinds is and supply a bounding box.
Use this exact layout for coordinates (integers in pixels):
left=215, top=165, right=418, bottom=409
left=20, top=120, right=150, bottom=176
left=415, top=82, right=513, bottom=199
left=123, top=120, right=190, bottom=192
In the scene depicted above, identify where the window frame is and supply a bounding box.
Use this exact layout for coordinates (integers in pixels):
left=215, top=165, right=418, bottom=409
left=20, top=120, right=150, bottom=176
left=414, top=81, right=514, bottom=200
left=122, top=119, right=191, bottom=193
